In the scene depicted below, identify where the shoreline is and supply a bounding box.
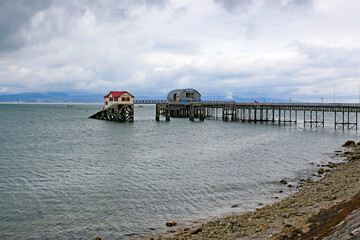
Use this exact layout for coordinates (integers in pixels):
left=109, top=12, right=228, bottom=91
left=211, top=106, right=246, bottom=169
left=0, top=102, right=102, bottom=105
left=144, top=140, right=360, bottom=240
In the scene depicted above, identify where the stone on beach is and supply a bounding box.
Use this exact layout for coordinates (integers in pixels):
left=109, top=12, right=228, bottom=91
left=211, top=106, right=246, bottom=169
left=328, top=162, right=336, bottom=168
left=342, top=140, right=356, bottom=147
left=350, top=154, right=360, bottom=160
left=219, top=220, right=227, bottom=226
left=124, top=233, right=137, bottom=236
left=280, top=179, right=287, bottom=185
left=190, top=227, right=202, bottom=234
left=166, top=222, right=177, bottom=227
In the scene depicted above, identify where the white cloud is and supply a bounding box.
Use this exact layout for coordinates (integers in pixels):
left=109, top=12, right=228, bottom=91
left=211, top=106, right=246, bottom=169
left=0, top=0, right=359, bottom=101
left=0, top=87, right=8, bottom=92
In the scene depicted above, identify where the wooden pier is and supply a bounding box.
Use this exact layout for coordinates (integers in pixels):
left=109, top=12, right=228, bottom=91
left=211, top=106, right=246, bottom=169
left=156, top=102, right=360, bottom=129
left=156, top=103, right=170, bottom=121
left=89, top=104, right=134, bottom=122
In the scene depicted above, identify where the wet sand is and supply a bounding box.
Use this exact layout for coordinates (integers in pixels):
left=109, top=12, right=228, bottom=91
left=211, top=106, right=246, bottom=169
left=145, top=141, right=360, bottom=240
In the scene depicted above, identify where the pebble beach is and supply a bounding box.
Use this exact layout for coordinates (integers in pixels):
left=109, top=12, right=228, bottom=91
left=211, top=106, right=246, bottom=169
left=144, top=140, right=360, bottom=240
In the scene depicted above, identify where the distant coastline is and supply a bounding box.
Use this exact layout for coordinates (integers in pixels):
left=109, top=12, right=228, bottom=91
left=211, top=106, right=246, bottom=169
left=0, top=92, right=105, bottom=103
left=0, top=102, right=102, bottom=105
left=0, top=92, right=306, bottom=104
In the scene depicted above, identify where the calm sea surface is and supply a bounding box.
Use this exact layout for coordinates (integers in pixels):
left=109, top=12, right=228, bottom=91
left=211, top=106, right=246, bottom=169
left=0, top=104, right=358, bottom=239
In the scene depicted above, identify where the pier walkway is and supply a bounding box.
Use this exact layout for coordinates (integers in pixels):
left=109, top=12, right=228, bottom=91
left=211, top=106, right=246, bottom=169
left=134, top=100, right=234, bottom=104
left=155, top=102, right=360, bottom=129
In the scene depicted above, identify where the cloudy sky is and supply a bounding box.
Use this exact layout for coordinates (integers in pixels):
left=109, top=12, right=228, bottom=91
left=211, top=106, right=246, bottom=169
left=0, top=0, right=359, bottom=102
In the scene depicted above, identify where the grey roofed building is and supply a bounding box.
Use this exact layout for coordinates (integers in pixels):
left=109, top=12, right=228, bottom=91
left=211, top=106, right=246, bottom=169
left=167, top=88, right=201, bottom=102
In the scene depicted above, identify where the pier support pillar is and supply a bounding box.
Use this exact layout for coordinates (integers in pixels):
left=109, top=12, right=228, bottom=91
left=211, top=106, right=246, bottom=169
left=156, top=103, right=170, bottom=121
left=190, top=103, right=205, bottom=121
left=304, top=110, right=324, bottom=128
left=89, top=104, right=134, bottom=122
left=222, top=105, right=236, bottom=121
left=334, top=110, right=358, bottom=129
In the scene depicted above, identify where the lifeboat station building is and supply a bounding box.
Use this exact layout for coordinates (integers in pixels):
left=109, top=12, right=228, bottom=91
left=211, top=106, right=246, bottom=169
left=104, top=91, right=134, bottom=109
left=167, top=88, right=201, bottom=102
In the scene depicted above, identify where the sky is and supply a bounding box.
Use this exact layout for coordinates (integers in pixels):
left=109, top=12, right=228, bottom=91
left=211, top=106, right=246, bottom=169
left=0, top=0, right=360, bottom=102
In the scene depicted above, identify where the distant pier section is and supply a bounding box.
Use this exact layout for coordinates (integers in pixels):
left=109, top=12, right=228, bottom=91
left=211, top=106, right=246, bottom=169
left=134, top=100, right=167, bottom=104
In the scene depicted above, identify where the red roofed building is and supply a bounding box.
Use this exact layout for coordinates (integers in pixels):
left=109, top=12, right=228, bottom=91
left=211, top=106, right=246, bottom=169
left=104, top=91, right=135, bottom=109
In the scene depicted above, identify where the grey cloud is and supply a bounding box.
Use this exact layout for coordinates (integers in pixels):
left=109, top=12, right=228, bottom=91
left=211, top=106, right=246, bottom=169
left=213, top=0, right=252, bottom=12
left=0, top=0, right=53, bottom=52
left=214, top=0, right=313, bottom=12
left=293, top=43, right=360, bottom=69
left=153, top=40, right=201, bottom=54
left=0, top=0, right=168, bottom=53
left=132, top=0, right=167, bottom=9
left=51, top=0, right=167, bottom=21
left=286, top=0, right=313, bottom=8
left=1, top=0, right=359, bottom=102
left=148, top=42, right=360, bottom=99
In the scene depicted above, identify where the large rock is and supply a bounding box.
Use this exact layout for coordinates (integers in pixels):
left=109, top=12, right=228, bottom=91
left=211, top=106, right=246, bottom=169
left=166, top=221, right=177, bottom=227
left=190, top=227, right=202, bottom=234
left=328, top=163, right=336, bottom=168
left=280, top=179, right=288, bottom=185
left=318, top=168, right=325, bottom=174
left=342, top=140, right=356, bottom=147
left=219, top=220, right=227, bottom=226
left=350, top=154, right=360, bottom=160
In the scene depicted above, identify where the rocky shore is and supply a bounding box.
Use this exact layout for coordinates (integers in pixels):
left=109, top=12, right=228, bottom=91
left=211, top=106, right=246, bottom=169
left=145, top=140, right=360, bottom=240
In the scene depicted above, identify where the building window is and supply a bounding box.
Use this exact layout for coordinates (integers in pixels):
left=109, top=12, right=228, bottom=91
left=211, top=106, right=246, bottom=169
left=122, top=97, right=130, bottom=101
left=106, top=101, right=108, bottom=105
left=110, top=97, right=113, bottom=101
left=114, top=97, right=118, bottom=101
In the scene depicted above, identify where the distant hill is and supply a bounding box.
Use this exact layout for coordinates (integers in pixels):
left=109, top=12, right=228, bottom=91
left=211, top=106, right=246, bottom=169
left=202, top=96, right=298, bottom=103
left=0, top=92, right=104, bottom=103
left=0, top=92, right=295, bottom=103
left=0, top=92, right=168, bottom=103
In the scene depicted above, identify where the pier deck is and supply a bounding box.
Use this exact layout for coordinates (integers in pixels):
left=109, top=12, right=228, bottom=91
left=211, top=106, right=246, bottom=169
left=156, top=102, right=360, bottom=129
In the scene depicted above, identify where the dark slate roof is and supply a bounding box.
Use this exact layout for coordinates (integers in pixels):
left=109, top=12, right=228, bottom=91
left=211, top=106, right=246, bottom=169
left=166, top=88, right=200, bottom=100
left=167, top=89, right=184, bottom=100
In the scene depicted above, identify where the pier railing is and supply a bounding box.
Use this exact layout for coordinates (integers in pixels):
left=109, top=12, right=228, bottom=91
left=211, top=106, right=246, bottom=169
left=134, top=100, right=167, bottom=104
left=135, top=100, right=360, bottom=107
left=134, top=100, right=237, bottom=104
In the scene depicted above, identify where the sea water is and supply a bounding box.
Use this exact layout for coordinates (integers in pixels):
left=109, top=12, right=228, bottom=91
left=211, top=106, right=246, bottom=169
left=0, top=104, right=358, bottom=239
